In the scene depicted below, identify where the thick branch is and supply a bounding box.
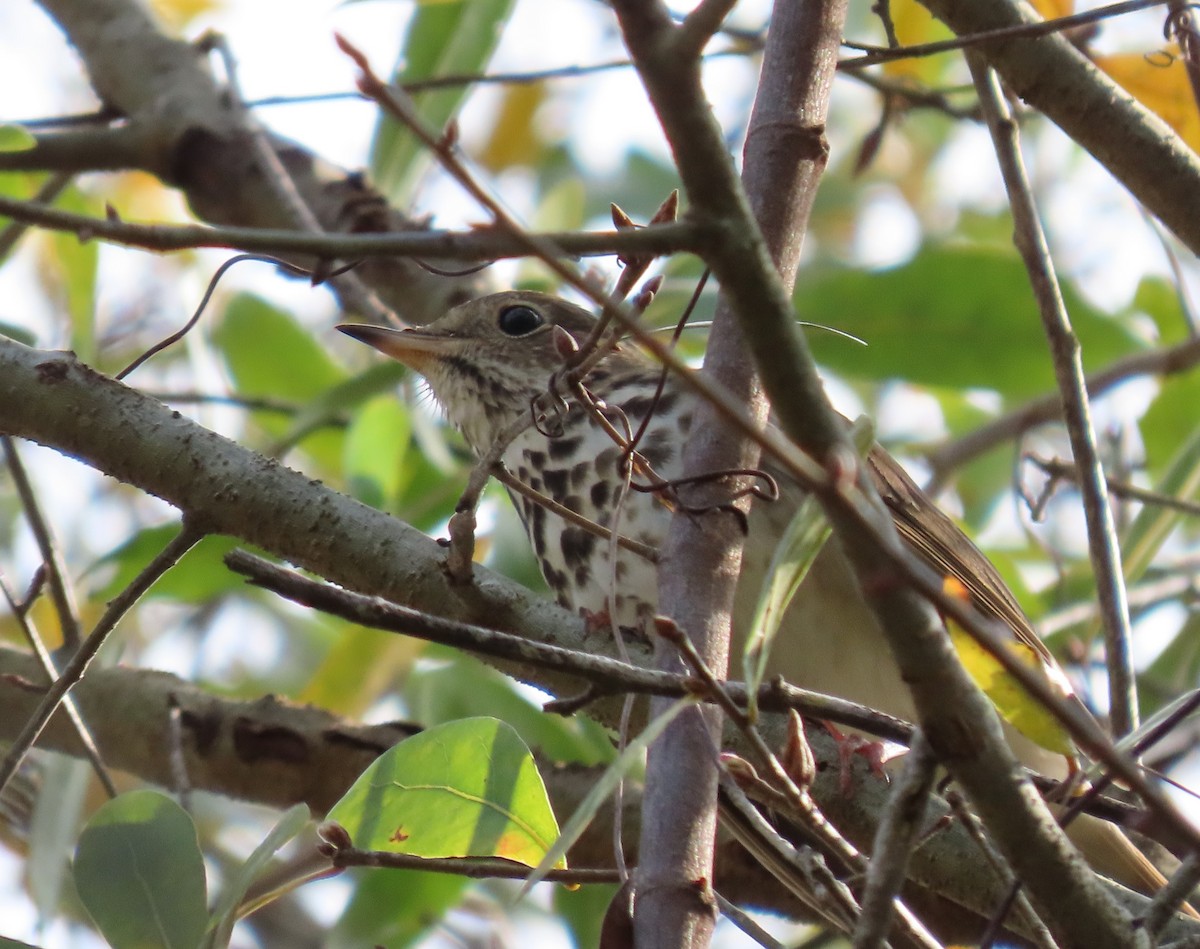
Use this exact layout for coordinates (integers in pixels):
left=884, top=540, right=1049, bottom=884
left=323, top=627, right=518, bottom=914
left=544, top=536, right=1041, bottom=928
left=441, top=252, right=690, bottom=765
left=34, top=0, right=486, bottom=323
left=0, top=338, right=603, bottom=684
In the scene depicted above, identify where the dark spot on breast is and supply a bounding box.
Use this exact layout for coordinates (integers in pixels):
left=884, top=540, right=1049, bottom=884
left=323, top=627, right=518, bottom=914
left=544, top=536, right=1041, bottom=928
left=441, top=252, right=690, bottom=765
left=530, top=503, right=547, bottom=557
left=563, top=495, right=584, bottom=514
left=543, top=468, right=568, bottom=498
left=560, top=527, right=596, bottom=571
left=621, top=395, right=656, bottom=418
left=596, top=447, right=619, bottom=476
left=591, top=480, right=610, bottom=509
left=640, top=429, right=674, bottom=469
left=527, top=450, right=546, bottom=469
left=653, top=390, right=680, bottom=415
left=570, top=461, right=592, bottom=488
left=549, top=436, right=583, bottom=460
left=544, top=564, right=569, bottom=598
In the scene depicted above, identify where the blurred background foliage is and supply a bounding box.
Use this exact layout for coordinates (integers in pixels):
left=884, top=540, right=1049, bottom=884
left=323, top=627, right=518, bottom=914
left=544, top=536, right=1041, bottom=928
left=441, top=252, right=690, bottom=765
left=3, top=0, right=1200, bottom=945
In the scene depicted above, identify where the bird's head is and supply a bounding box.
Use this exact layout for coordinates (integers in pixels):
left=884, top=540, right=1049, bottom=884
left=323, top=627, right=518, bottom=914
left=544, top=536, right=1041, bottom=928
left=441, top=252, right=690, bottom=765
left=338, top=291, right=611, bottom=453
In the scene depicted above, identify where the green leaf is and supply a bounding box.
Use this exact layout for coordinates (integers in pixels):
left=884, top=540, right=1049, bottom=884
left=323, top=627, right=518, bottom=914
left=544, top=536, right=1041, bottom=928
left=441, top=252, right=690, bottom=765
left=327, top=717, right=562, bottom=870
left=1132, top=274, right=1189, bottom=345
left=269, top=360, right=408, bottom=460
left=344, top=394, right=411, bottom=508
left=370, top=0, right=514, bottom=203
left=743, top=492, right=831, bottom=718
left=74, top=790, right=207, bottom=949
left=328, top=868, right=467, bottom=949
left=408, top=656, right=614, bottom=766
left=1140, top=371, right=1200, bottom=472
left=799, top=244, right=1144, bottom=397
left=213, top=294, right=344, bottom=400
left=49, top=187, right=99, bottom=362
left=202, top=804, right=310, bottom=949
left=92, top=526, right=245, bottom=603
left=212, top=294, right=348, bottom=467
left=0, top=125, right=36, bottom=152
left=0, top=321, right=38, bottom=345
left=554, top=880, right=619, bottom=949
left=301, top=617, right=427, bottom=716
left=27, top=755, right=91, bottom=919
left=519, top=696, right=696, bottom=897
left=1119, top=425, right=1200, bottom=585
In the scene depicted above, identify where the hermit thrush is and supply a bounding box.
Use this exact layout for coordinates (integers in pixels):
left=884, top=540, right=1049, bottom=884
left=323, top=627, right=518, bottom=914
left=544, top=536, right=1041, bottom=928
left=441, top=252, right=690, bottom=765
left=339, top=289, right=1168, bottom=897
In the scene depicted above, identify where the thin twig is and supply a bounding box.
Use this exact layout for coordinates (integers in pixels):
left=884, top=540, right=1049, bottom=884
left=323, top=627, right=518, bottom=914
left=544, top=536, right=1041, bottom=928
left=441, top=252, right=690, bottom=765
left=225, top=549, right=914, bottom=737
left=118, top=253, right=310, bottom=380
left=969, top=54, right=1138, bottom=738
left=660, top=619, right=940, bottom=949
left=716, top=770, right=861, bottom=934
left=0, top=171, right=72, bottom=260
left=493, top=467, right=658, bottom=561
left=924, top=335, right=1200, bottom=486
left=853, top=731, right=939, bottom=949
left=0, top=571, right=117, bottom=798
left=658, top=618, right=864, bottom=875
left=713, top=891, right=786, bottom=949
left=1039, top=567, right=1200, bottom=636
left=0, top=194, right=699, bottom=262
left=326, top=842, right=621, bottom=884
left=943, top=789, right=1058, bottom=949
left=1141, top=854, right=1200, bottom=939
left=1029, top=454, right=1200, bottom=518
left=2, top=436, right=82, bottom=650
left=838, top=0, right=1168, bottom=70
left=0, top=524, right=204, bottom=797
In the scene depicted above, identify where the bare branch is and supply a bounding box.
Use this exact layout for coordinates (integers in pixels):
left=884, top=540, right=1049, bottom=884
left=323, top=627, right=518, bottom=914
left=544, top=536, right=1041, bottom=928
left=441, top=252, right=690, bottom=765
left=969, top=55, right=1137, bottom=737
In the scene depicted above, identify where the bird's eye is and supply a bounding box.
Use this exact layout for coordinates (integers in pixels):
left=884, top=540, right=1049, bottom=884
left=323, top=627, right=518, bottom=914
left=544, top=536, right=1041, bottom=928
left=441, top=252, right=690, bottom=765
left=497, top=304, right=544, bottom=337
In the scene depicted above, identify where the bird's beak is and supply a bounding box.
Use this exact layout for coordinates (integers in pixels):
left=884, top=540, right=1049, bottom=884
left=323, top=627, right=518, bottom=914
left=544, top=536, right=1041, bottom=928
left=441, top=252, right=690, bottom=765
left=336, top=324, right=457, bottom=373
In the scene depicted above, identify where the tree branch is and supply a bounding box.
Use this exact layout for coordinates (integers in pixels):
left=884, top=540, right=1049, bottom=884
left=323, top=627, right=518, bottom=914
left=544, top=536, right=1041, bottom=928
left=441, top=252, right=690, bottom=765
left=34, top=0, right=488, bottom=323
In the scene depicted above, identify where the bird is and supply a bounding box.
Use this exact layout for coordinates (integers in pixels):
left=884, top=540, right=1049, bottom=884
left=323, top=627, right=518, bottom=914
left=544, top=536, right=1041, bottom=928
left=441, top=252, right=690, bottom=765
left=338, top=289, right=1172, bottom=901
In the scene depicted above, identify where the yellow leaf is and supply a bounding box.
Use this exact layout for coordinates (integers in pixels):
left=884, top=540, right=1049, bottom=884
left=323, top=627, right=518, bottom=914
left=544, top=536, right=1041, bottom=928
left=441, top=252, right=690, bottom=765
left=475, top=82, right=548, bottom=172
left=884, top=0, right=954, bottom=83
left=1095, top=47, right=1200, bottom=154
left=149, top=0, right=225, bottom=32
left=1029, top=0, right=1072, bottom=20
left=942, top=578, right=1076, bottom=757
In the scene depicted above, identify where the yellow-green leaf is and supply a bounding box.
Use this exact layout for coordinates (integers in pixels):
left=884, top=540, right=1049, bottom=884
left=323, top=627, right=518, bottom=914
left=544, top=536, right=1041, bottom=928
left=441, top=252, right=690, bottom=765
left=328, top=717, right=562, bottom=870
left=0, top=125, right=36, bottom=153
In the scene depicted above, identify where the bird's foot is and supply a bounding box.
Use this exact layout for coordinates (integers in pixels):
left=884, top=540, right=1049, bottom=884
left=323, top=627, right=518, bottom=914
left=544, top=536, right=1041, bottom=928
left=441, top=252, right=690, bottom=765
left=822, top=721, right=888, bottom=795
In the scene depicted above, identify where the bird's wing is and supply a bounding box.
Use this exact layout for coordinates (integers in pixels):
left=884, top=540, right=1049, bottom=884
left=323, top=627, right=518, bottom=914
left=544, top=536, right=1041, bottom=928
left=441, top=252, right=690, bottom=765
left=865, top=445, right=1057, bottom=667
